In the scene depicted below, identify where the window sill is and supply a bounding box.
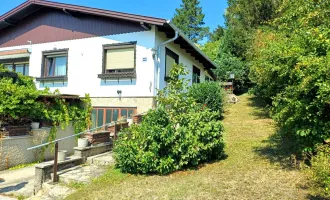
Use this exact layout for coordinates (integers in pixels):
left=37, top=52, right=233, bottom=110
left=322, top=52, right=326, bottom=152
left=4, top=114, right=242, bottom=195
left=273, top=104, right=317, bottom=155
left=36, top=76, right=68, bottom=82
left=98, top=70, right=136, bottom=80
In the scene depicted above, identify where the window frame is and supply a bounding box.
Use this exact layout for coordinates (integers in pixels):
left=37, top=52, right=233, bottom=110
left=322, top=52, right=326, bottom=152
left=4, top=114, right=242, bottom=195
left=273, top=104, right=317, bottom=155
left=2, top=62, right=29, bottom=76
left=192, top=65, right=201, bottom=84
left=102, top=41, right=137, bottom=71
left=40, top=49, right=69, bottom=80
left=165, top=47, right=179, bottom=81
left=91, top=107, right=137, bottom=128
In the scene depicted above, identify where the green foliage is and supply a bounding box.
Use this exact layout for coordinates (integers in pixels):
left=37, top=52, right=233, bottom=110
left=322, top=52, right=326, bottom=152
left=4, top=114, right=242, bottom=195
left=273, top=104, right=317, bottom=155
left=114, top=64, right=225, bottom=175
left=0, top=66, right=91, bottom=148
left=310, top=145, right=330, bottom=198
left=188, top=81, right=225, bottom=116
left=249, top=0, right=330, bottom=151
left=208, top=25, right=225, bottom=42
left=204, top=0, right=281, bottom=90
left=172, top=0, right=209, bottom=43
left=0, top=67, right=42, bottom=124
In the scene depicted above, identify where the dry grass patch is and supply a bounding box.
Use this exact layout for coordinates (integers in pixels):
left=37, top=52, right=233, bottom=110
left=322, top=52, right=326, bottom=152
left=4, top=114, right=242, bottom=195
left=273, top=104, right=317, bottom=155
left=66, top=94, right=309, bottom=200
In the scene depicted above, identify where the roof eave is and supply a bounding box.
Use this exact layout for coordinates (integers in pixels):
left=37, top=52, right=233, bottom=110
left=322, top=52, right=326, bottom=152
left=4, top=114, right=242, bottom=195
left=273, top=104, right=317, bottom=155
left=166, top=21, right=218, bottom=70
left=0, top=0, right=167, bottom=27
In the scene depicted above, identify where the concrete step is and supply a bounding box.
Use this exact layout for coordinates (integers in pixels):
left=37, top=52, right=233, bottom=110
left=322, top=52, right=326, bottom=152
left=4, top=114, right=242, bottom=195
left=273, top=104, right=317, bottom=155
left=86, top=151, right=115, bottom=166
left=56, top=165, right=107, bottom=184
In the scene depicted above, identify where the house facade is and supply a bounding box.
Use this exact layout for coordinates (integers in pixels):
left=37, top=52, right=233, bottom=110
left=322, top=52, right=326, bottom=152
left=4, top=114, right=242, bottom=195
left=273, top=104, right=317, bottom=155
left=0, top=0, right=217, bottom=126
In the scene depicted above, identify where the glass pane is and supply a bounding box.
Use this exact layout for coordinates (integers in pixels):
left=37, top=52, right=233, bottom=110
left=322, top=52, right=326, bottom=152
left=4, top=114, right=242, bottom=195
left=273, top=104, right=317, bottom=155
left=15, top=65, right=24, bottom=74
left=97, top=109, right=104, bottom=127
left=91, top=109, right=97, bottom=128
left=128, top=110, right=135, bottom=119
left=106, top=109, right=112, bottom=124
left=55, top=57, right=67, bottom=76
left=166, top=55, right=176, bottom=77
left=24, top=64, right=29, bottom=76
left=121, top=109, right=128, bottom=119
left=113, top=109, right=119, bottom=121
left=4, top=65, right=13, bottom=71
left=46, top=58, right=55, bottom=76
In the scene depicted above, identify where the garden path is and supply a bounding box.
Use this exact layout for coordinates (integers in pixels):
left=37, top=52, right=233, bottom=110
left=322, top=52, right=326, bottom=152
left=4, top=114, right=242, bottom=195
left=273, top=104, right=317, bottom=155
left=0, top=165, right=35, bottom=198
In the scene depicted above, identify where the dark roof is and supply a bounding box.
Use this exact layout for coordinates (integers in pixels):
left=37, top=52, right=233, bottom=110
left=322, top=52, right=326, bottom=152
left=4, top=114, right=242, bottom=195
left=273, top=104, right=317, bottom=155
left=0, top=0, right=217, bottom=71
left=0, top=0, right=166, bottom=29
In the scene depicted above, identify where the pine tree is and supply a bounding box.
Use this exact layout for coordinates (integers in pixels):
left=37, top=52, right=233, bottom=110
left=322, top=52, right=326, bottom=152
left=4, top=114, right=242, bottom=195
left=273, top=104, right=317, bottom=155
left=172, top=0, right=209, bottom=43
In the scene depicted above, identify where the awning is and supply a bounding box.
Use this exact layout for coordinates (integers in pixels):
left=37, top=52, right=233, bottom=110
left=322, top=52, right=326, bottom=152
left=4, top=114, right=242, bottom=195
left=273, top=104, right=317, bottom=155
left=0, top=49, right=30, bottom=61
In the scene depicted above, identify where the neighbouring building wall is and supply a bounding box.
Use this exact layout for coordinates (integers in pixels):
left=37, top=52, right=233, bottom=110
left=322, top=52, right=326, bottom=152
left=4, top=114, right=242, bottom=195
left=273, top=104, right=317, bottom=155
left=155, top=28, right=212, bottom=91
left=0, top=28, right=157, bottom=98
left=0, top=125, right=76, bottom=171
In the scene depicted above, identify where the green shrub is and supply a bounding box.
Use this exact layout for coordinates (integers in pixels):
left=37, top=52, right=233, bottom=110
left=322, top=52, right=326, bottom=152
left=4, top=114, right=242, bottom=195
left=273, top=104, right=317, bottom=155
left=0, top=68, right=43, bottom=124
left=248, top=1, right=330, bottom=152
left=188, top=81, right=225, bottom=116
left=114, top=64, right=226, bottom=175
left=310, top=145, right=330, bottom=198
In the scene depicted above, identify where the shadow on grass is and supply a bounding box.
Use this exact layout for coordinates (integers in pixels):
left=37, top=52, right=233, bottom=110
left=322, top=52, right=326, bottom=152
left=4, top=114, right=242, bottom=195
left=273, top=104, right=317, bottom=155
left=247, top=96, right=271, bottom=119
left=247, top=95, right=298, bottom=169
left=254, top=133, right=299, bottom=169
left=307, top=195, right=329, bottom=200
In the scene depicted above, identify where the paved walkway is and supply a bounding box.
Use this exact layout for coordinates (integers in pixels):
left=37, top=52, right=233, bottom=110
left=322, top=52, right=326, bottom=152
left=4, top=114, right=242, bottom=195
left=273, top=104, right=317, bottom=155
left=0, top=165, right=35, bottom=198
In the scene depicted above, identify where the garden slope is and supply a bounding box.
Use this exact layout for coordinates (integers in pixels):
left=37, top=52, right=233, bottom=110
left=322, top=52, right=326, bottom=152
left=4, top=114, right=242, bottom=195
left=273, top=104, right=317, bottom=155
left=66, top=95, right=308, bottom=200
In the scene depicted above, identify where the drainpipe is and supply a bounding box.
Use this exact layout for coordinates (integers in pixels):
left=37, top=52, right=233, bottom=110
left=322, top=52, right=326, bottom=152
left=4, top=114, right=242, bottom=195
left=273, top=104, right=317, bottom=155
left=155, top=21, right=179, bottom=94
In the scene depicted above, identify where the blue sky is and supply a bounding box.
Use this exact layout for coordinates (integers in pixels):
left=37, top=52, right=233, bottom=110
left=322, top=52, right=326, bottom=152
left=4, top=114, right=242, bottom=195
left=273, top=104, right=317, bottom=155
left=0, top=0, right=227, bottom=31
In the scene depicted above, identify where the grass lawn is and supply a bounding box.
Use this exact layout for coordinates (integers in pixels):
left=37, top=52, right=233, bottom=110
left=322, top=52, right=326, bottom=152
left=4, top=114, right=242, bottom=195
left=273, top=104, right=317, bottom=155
left=66, top=95, right=309, bottom=200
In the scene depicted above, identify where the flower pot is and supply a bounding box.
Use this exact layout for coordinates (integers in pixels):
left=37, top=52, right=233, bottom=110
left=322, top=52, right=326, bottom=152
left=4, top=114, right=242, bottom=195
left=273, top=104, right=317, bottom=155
left=31, top=122, right=40, bottom=130
left=78, top=138, right=89, bottom=148
left=58, top=150, right=67, bottom=161
left=127, top=119, right=133, bottom=126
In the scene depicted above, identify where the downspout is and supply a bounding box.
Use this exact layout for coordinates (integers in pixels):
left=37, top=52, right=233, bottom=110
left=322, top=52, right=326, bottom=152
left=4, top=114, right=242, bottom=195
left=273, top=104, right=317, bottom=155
left=155, top=22, right=179, bottom=94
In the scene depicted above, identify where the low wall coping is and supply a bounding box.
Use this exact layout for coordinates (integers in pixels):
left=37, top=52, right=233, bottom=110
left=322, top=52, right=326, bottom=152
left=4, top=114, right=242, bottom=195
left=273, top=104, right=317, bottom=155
left=35, top=156, right=82, bottom=169
left=74, top=142, right=111, bottom=151
left=2, top=135, right=33, bottom=140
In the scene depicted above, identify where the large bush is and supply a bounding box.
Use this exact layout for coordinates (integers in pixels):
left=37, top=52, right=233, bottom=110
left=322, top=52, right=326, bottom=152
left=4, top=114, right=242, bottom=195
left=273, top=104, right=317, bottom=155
left=0, top=67, right=42, bottom=124
left=114, top=64, right=225, bottom=175
left=249, top=0, right=330, bottom=152
left=188, top=81, right=225, bottom=116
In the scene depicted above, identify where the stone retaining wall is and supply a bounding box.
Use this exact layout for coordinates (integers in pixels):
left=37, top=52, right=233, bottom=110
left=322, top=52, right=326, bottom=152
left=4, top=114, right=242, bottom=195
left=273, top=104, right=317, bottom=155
left=0, top=125, right=76, bottom=171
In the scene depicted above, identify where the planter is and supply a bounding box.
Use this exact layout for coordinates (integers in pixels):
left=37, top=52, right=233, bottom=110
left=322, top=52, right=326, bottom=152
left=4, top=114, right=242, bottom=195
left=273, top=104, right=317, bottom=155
left=2, top=125, right=30, bottom=137
left=31, top=122, right=40, bottom=129
left=58, top=150, right=67, bottom=161
left=84, top=131, right=110, bottom=145
left=78, top=138, right=89, bottom=148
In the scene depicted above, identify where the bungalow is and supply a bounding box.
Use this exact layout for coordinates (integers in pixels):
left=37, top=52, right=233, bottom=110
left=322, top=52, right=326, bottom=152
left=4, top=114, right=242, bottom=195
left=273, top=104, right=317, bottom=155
left=0, top=0, right=217, bottom=127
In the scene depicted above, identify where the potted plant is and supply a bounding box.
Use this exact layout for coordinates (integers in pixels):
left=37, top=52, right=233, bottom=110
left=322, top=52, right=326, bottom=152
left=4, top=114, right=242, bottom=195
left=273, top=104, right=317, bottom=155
left=30, top=107, right=44, bottom=130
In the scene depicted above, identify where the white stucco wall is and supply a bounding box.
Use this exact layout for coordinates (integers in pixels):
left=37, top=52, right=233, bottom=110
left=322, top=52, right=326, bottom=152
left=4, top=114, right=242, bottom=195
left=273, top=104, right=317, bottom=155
left=0, top=26, right=213, bottom=100
left=155, top=28, right=212, bottom=91
left=0, top=28, right=157, bottom=98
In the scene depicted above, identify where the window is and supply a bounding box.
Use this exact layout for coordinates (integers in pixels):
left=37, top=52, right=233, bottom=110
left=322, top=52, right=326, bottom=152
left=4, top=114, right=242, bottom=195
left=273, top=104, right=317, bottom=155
left=42, top=50, right=68, bottom=78
left=165, top=47, right=179, bottom=81
left=99, top=42, right=137, bottom=80
left=2, top=62, right=29, bottom=76
left=192, top=66, right=201, bottom=84
left=91, top=107, right=137, bottom=128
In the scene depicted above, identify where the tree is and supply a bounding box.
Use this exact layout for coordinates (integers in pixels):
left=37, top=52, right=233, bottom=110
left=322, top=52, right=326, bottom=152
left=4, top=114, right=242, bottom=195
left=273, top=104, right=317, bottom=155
left=209, top=25, right=225, bottom=42
left=172, top=0, right=209, bottom=43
